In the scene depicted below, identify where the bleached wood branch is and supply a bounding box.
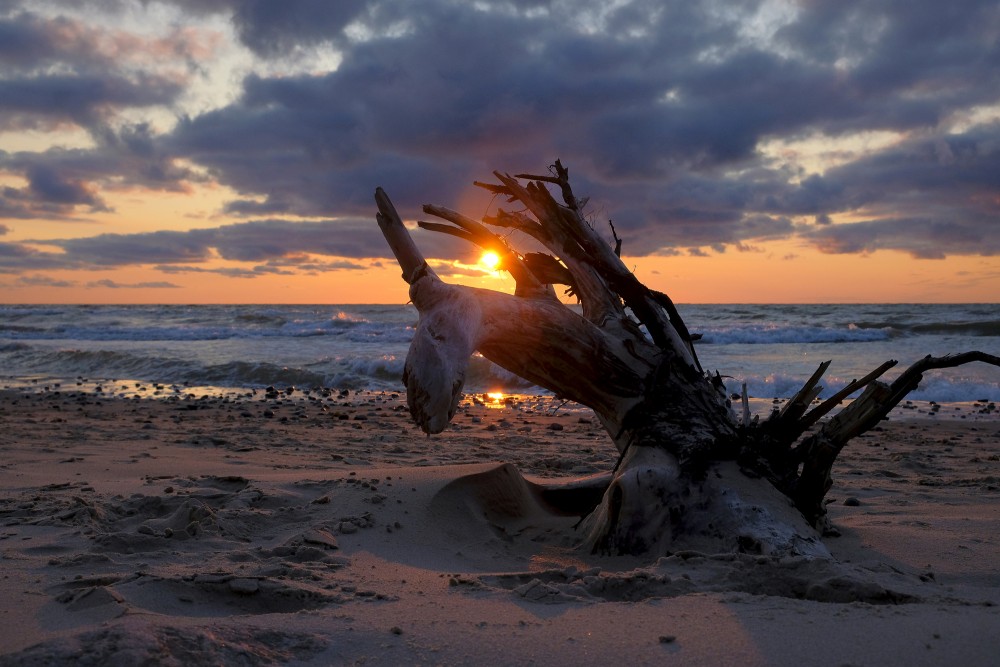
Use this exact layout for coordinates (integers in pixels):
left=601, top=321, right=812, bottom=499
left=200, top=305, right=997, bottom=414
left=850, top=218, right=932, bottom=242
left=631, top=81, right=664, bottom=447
left=375, top=186, right=655, bottom=437
left=793, top=351, right=1000, bottom=523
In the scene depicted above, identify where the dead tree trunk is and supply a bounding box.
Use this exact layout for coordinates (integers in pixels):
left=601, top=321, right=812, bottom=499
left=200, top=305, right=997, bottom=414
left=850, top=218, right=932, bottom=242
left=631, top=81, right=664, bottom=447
left=374, top=162, right=999, bottom=558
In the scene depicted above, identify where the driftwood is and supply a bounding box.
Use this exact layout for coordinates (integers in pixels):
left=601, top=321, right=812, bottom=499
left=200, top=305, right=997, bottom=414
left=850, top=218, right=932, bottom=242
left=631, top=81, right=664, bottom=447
left=374, top=162, right=1000, bottom=557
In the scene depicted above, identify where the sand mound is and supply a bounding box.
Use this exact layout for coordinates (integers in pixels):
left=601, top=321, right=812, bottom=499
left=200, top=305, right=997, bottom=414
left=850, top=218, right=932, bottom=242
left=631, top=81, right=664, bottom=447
left=1, top=620, right=327, bottom=667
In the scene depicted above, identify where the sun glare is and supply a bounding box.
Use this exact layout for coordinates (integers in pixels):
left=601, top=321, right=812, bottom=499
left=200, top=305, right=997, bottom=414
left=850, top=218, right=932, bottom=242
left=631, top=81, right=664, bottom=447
left=480, top=251, right=501, bottom=271
left=482, top=391, right=507, bottom=409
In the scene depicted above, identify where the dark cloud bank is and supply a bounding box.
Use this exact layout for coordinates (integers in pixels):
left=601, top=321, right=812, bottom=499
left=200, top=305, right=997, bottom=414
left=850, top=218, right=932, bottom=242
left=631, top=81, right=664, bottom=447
left=1, top=0, right=998, bottom=277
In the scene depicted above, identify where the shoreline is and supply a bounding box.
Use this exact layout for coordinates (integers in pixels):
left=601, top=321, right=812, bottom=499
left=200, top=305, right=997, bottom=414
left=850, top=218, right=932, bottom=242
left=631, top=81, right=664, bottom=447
left=1, top=389, right=998, bottom=664
left=3, top=379, right=997, bottom=421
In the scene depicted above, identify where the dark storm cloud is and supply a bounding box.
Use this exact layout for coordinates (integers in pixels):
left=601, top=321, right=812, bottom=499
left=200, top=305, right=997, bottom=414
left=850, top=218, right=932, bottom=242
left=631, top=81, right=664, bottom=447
left=3, top=0, right=999, bottom=261
left=0, top=71, right=184, bottom=131
left=0, top=12, right=59, bottom=66
left=777, top=0, right=1000, bottom=98
left=0, top=8, right=196, bottom=133
left=154, top=0, right=1000, bottom=257
left=0, top=124, right=199, bottom=219
left=793, top=123, right=1000, bottom=257
left=155, top=257, right=372, bottom=277
left=807, top=218, right=991, bottom=260
left=132, top=0, right=368, bottom=55
left=0, top=240, right=73, bottom=272
left=205, top=218, right=388, bottom=262
left=25, top=163, right=107, bottom=209
left=0, top=11, right=124, bottom=71
left=0, top=8, right=201, bottom=220
left=230, top=0, right=368, bottom=56
left=0, top=218, right=398, bottom=273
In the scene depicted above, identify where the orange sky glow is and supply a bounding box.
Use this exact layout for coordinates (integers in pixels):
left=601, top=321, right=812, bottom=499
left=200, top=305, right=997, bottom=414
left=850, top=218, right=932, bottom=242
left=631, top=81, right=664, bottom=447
left=3, top=180, right=996, bottom=304
left=1, top=2, right=998, bottom=305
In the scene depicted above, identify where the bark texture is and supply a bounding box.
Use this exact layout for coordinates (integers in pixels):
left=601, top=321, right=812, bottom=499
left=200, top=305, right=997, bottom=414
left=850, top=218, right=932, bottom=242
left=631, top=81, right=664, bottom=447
left=374, top=163, right=1000, bottom=557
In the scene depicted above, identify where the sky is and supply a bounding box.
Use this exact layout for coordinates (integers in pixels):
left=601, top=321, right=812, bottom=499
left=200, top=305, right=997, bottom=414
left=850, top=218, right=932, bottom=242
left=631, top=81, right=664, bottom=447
left=0, top=0, right=998, bottom=304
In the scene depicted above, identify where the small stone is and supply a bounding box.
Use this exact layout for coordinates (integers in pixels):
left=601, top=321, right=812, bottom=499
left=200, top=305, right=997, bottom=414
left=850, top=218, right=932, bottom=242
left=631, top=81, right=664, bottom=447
left=390, top=626, right=403, bottom=635
left=843, top=497, right=861, bottom=506
left=229, top=578, right=260, bottom=595
left=302, top=529, right=339, bottom=549
left=659, top=635, right=677, bottom=644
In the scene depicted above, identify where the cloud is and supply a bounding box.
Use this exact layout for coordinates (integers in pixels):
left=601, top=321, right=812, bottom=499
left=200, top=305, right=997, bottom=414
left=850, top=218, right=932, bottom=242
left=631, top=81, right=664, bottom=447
left=153, top=264, right=274, bottom=279
left=25, top=163, right=108, bottom=209
left=16, top=273, right=75, bottom=287
left=0, top=122, right=201, bottom=219
left=789, top=123, right=1000, bottom=257
left=806, top=218, right=995, bottom=260
left=0, top=71, right=184, bottom=132
left=0, top=217, right=402, bottom=273
left=86, top=278, right=180, bottom=289
left=157, top=0, right=1000, bottom=257
left=428, top=259, right=495, bottom=279
left=2, top=0, right=999, bottom=268
left=153, top=257, right=371, bottom=277
left=0, top=9, right=220, bottom=133
left=0, top=240, right=73, bottom=273
left=229, top=0, right=368, bottom=56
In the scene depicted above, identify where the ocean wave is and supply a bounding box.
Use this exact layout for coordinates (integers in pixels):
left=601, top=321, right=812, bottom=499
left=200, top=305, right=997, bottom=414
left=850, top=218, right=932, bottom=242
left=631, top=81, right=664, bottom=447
left=279, top=318, right=413, bottom=343
left=28, top=348, right=196, bottom=381
left=4, top=344, right=995, bottom=404
left=198, top=361, right=330, bottom=389
left=909, top=321, right=1000, bottom=337
left=0, top=306, right=69, bottom=319
left=0, top=320, right=415, bottom=344
left=0, top=345, right=383, bottom=391
left=3, top=304, right=996, bottom=403
left=0, top=325, right=239, bottom=342
left=698, top=325, right=894, bottom=345
left=0, top=324, right=48, bottom=334
left=724, top=372, right=999, bottom=404
left=851, top=320, right=1000, bottom=337
left=233, top=313, right=287, bottom=327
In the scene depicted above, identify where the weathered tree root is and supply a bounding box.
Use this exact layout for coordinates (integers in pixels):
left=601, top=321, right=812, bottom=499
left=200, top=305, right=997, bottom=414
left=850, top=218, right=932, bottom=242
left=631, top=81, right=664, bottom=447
left=374, top=163, right=1000, bottom=556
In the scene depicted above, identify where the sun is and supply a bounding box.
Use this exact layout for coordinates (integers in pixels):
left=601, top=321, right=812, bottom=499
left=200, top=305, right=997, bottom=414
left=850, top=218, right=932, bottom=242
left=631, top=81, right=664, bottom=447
left=480, top=250, right=501, bottom=271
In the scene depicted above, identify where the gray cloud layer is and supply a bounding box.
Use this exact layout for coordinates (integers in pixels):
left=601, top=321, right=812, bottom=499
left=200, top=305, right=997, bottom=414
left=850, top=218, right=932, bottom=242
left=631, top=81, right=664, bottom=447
left=0, top=215, right=463, bottom=279
left=1, top=0, right=998, bottom=276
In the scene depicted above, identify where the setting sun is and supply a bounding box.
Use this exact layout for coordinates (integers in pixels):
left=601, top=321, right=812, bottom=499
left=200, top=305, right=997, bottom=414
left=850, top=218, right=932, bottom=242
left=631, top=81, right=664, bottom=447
left=480, top=251, right=501, bottom=271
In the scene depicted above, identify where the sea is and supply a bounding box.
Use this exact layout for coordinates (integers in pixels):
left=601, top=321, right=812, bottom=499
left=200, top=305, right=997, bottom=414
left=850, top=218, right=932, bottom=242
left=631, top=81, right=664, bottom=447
left=1, top=304, right=998, bottom=407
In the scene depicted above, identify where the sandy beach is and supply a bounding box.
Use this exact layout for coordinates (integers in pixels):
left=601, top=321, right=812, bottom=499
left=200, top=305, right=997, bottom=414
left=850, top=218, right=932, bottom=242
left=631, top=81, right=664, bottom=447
left=1, top=386, right=998, bottom=666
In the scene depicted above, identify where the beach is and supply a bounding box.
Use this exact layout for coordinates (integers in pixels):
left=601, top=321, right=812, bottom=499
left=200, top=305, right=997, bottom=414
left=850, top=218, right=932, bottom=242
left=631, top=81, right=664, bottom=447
left=1, top=387, right=999, bottom=666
